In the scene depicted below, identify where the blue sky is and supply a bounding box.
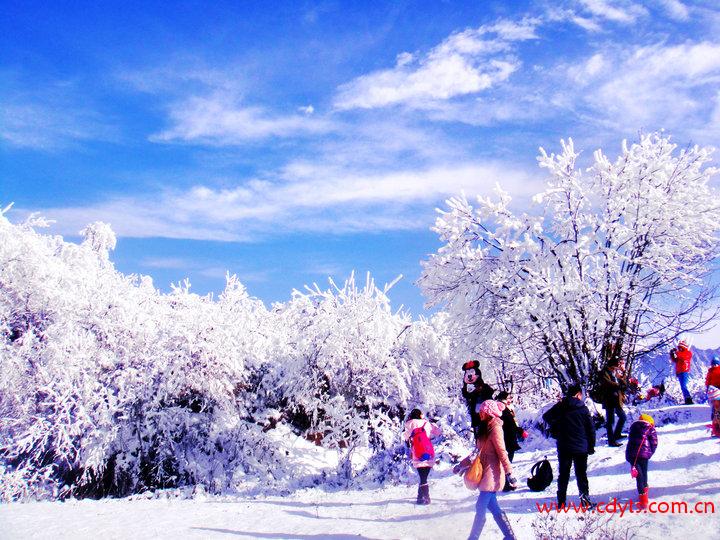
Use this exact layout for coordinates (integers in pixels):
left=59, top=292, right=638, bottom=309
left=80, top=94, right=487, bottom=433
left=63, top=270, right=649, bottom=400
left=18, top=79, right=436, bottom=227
left=2, top=0, right=720, bottom=344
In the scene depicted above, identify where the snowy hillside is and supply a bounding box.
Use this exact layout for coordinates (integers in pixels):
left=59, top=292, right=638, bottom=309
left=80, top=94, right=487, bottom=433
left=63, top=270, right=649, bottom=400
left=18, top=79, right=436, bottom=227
left=3, top=404, right=719, bottom=540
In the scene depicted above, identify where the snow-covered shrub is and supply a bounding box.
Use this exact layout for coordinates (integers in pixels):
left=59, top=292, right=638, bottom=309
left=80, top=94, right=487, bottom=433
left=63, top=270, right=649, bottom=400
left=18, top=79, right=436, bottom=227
left=0, top=212, right=283, bottom=500
left=259, top=273, right=453, bottom=479
left=0, top=211, right=459, bottom=499
left=532, top=511, right=639, bottom=539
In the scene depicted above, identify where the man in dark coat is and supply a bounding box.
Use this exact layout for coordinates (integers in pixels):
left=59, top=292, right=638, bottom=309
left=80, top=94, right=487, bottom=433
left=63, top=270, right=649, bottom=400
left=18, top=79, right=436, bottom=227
left=542, top=384, right=596, bottom=508
left=600, top=358, right=627, bottom=447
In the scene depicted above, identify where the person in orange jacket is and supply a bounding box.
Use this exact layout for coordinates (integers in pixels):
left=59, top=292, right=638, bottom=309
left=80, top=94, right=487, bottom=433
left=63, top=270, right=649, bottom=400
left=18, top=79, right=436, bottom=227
left=670, top=340, right=693, bottom=405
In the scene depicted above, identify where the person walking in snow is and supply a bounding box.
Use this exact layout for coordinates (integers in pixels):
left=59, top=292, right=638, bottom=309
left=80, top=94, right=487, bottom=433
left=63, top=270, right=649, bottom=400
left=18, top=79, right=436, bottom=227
left=403, top=409, right=442, bottom=505
left=670, top=340, right=693, bottom=404
left=467, top=399, right=517, bottom=540
left=625, top=413, right=658, bottom=510
left=600, top=358, right=627, bottom=447
left=542, top=384, right=596, bottom=509
left=495, top=391, right=527, bottom=491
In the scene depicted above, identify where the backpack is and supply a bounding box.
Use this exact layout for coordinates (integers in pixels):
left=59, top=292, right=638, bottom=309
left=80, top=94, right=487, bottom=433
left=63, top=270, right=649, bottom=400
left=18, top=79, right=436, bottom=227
left=526, top=457, right=553, bottom=492
left=588, top=384, right=604, bottom=403
left=410, top=423, right=435, bottom=462
left=588, top=372, right=605, bottom=404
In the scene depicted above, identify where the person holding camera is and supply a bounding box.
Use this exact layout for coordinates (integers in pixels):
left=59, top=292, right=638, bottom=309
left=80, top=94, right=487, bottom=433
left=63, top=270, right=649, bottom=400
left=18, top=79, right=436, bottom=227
left=671, top=340, right=693, bottom=405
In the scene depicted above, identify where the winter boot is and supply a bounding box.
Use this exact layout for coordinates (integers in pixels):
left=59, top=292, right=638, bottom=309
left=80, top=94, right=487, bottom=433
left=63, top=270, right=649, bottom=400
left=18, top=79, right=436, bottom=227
left=579, top=493, right=596, bottom=510
left=496, top=510, right=517, bottom=540
left=557, top=492, right=566, bottom=509
left=417, top=483, right=430, bottom=505
left=685, top=397, right=694, bottom=405
left=638, top=487, right=649, bottom=509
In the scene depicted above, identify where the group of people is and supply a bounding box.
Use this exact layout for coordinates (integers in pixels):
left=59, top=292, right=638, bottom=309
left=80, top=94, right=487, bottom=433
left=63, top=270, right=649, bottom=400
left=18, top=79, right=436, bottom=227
left=402, top=340, right=717, bottom=540
left=403, top=361, right=527, bottom=539
left=542, top=383, right=658, bottom=511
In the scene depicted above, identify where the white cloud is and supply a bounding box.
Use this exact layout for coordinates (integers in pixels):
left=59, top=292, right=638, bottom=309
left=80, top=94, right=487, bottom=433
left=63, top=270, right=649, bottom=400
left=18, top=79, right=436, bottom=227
left=577, top=0, right=648, bottom=23
left=569, top=14, right=603, bottom=32
left=548, top=1, right=658, bottom=32
left=0, top=87, right=114, bottom=150
left=334, top=19, right=538, bottom=111
left=566, top=52, right=609, bottom=84
left=396, top=52, right=414, bottom=66
left=420, top=94, right=548, bottom=126
left=151, top=93, right=335, bottom=144
left=301, top=118, right=473, bottom=168
left=656, top=0, right=690, bottom=21
left=568, top=42, right=720, bottom=131
left=17, top=197, right=246, bottom=241
left=119, top=64, right=334, bottom=144
left=21, top=158, right=538, bottom=241
left=117, top=64, right=241, bottom=96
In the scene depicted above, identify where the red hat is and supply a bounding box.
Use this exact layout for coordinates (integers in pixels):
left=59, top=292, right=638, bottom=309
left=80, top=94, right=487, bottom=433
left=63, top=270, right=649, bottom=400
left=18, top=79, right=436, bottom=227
left=462, top=360, right=480, bottom=371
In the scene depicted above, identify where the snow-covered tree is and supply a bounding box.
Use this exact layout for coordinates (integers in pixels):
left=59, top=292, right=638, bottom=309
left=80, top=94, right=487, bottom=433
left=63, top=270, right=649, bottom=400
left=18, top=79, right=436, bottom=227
left=420, top=134, right=720, bottom=389
left=259, top=273, right=444, bottom=479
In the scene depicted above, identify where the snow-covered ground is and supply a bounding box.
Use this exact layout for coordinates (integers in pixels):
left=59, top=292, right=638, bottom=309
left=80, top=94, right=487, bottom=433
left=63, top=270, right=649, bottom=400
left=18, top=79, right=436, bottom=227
left=3, top=404, right=720, bottom=540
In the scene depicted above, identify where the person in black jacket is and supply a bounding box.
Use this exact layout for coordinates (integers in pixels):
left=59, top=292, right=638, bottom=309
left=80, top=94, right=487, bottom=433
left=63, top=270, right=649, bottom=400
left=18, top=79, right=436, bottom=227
left=495, top=391, right=524, bottom=461
left=600, top=358, right=627, bottom=447
left=542, top=384, right=596, bottom=508
left=496, top=391, right=526, bottom=492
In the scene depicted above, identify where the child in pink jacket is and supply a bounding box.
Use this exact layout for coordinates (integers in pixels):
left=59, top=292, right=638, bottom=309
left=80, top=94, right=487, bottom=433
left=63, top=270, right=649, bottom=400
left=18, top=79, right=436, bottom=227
left=404, top=408, right=442, bottom=504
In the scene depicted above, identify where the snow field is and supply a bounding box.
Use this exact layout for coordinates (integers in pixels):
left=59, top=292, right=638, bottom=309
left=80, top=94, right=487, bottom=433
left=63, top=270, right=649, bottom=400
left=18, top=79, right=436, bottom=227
left=3, top=404, right=719, bottom=540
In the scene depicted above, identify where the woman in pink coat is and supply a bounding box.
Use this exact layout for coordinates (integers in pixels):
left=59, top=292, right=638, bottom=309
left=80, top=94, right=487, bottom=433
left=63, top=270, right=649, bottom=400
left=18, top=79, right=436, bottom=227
left=403, top=408, right=442, bottom=504
left=468, top=400, right=517, bottom=540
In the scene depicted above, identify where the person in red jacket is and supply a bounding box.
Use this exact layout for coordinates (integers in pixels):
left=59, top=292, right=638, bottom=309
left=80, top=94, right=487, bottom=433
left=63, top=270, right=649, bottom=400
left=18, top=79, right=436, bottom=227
left=706, top=357, right=720, bottom=389
left=705, top=357, right=720, bottom=422
left=670, top=340, right=693, bottom=405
